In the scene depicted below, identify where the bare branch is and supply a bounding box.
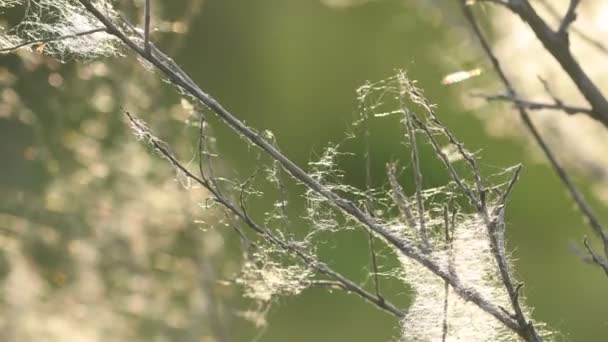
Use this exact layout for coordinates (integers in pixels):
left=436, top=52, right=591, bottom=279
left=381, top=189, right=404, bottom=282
left=387, top=163, right=417, bottom=230
left=536, top=0, right=608, bottom=55
left=401, top=105, right=430, bottom=250
left=362, top=109, right=384, bottom=300
left=409, top=113, right=480, bottom=209
left=497, top=165, right=522, bottom=208
left=124, top=111, right=406, bottom=319
left=498, top=0, right=608, bottom=127
left=461, top=3, right=546, bottom=340
left=463, top=0, right=608, bottom=280
left=473, top=93, right=594, bottom=116
left=583, top=237, right=608, bottom=277
left=558, top=0, right=580, bottom=37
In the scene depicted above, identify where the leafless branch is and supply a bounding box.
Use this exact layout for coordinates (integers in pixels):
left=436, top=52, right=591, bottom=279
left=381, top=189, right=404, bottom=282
left=473, top=93, right=594, bottom=116
left=497, top=0, right=608, bottom=127
left=124, top=110, right=405, bottom=319
left=362, top=110, right=384, bottom=300
left=414, top=95, right=538, bottom=340
left=387, top=163, right=417, bottom=230
left=409, top=113, right=479, bottom=209
left=536, top=0, right=608, bottom=55
left=583, top=237, right=608, bottom=277
left=497, top=165, right=522, bottom=207
left=463, top=1, right=608, bottom=281
left=557, top=0, right=580, bottom=37
left=401, top=105, right=430, bottom=251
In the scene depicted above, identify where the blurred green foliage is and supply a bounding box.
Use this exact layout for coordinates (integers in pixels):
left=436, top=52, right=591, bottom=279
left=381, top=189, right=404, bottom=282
left=1, top=0, right=607, bottom=341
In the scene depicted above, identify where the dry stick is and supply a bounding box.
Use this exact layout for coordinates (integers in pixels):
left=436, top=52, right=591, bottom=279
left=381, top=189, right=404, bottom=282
left=410, top=100, right=539, bottom=342
left=200, top=114, right=228, bottom=201
left=125, top=111, right=405, bottom=318
left=261, top=134, right=292, bottom=235
left=79, top=0, right=532, bottom=337
left=197, top=114, right=251, bottom=248
left=484, top=168, right=528, bottom=328
left=362, top=111, right=383, bottom=301
left=471, top=0, right=608, bottom=271
left=0, top=27, right=107, bottom=53
left=558, top=0, right=581, bottom=36
left=461, top=5, right=547, bottom=342
left=497, top=165, right=523, bottom=208
left=405, top=79, right=486, bottom=207
left=398, top=72, right=483, bottom=209
left=411, top=107, right=540, bottom=341
left=408, top=56, right=540, bottom=342
left=583, top=237, right=608, bottom=276
left=309, top=279, right=348, bottom=290
left=409, top=114, right=479, bottom=209
left=387, top=164, right=417, bottom=232
left=473, top=93, right=594, bottom=116
left=500, top=0, right=608, bottom=127
left=401, top=104, right=430, bottom=251
left=536, top=0, right=608, bottom=55
left=367, top=232, right=382, bottom=299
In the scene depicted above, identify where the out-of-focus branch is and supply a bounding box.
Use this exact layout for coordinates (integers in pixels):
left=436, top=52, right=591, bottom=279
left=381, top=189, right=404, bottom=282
left=461, top=3, right=560, bottom=341
left=462, top=1, right=608, bottom=280
left=536, top=0, right=608, bottom=55
left=583, top=237, right=608, bottom=277
left=498, top=0, right=608, bottom=127
left=473, top=93, right=594, bottom=116
left=557, top=0, right=580, bottom=36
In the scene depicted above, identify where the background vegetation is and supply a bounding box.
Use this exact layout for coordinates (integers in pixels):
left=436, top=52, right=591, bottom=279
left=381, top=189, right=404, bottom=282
left=1, top=1, right=607, bottom=341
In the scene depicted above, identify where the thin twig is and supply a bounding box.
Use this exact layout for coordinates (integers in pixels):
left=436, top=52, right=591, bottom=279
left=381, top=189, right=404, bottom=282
left=125, top=111, right=405, bottom=318
left=583, top=237, right=608, bottom=276
left=473, top=93, right=594, bottom=116
left=409, top=113, right=480, bottom=209
left=368, top=230, right=382, bottom=300
left=466, top=0, right=608, bottom=275
left=309, top=279, right=347, bottom=290
left=0, top=27, right=107, bottom=53
left=536, top=0, right=608, bottom=55
left=558, top=0, right=580, bottom=37
left=499, top=0, right=608, bottom=127
left=401, top=104, right=430, bottom=251
left=387, top=163, right=417, bottom=230
left=497, top=165, right=523, bottom=208
left=363, top=109, right=384, bottom=299
left=461, top=3, right=544, bottom=341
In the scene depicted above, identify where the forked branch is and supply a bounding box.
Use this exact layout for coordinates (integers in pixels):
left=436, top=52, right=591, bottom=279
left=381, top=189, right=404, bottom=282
left=463, top=0, right=608, bottom=278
